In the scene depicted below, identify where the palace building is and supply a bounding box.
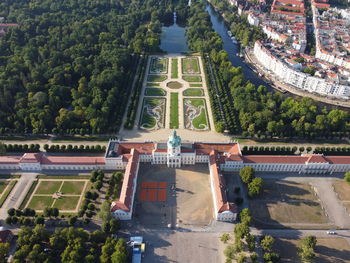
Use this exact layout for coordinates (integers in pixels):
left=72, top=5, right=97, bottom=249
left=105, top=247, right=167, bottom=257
left=1, top=131, right=350, bottom=222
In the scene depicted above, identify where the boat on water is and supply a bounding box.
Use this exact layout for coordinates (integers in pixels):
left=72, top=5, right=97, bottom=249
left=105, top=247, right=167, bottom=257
left=231, top=37, right=238, bottom=44
left=227, top=30, right=232, bottom=37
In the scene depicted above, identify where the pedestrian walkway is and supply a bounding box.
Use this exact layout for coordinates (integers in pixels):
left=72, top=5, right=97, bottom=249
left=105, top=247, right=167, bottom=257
left=0, top=173, right=38, bottom=220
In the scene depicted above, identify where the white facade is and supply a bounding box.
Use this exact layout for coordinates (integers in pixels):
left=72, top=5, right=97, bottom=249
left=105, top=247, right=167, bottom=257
left=254, top=41, right=350, bottom=99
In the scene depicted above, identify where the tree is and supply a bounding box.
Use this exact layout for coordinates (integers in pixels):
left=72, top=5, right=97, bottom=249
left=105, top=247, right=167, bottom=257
left=0, top=142, right=6, bottom=155
left=100, top=237, right=117, bottom=263
left=99, top=201, right=112, bottom=224
left=239, top=166, right=255, bottom=184
left=234, top=222, right=249, bottom=239
left=109, top=219, right=120, bottom=234
left=344, top=171, right=350, bottom=184
left=261, top=235, right=275, bottom=252
left=298, top=236, right=317, bottom=263
left=0, top=243, right=10, bottom=263
left=220, top=233, right=230, bottom=243
left=7, top=208, right=15, bottom=216
left=239, top=208, right=252, bottom=225
left=51, top=208, right=59, bottom=218
left=111, top=238, right=128, bottom=263
left=223, top=245, right=236, bottom=260
left=68, top=216, right=77, bottom=226
left=248, top=177, right=263, bottom=198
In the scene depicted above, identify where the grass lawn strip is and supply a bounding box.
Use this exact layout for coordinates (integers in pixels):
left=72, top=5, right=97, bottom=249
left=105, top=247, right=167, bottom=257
left=182, top=57, right=200, bottom=74
left=35, top=181, right=62, bottom=194
left=0, top=180, right=17, bottom=208
left=27, top=196, right=54, bottom=210
left=183, top=88, right=204, bottom=96
left=52, top=196, right=80, bottom=211
left=170, top=93, right=179, bottom=129
left=182, top=75, right=202, bottom=82
left=147, top=74, right=167, bottom=82
left=145, top=88, right=166, bottom=96
left=171, top=58, right=178, bottom=78
left=0, top=180, right=9, bottom=195
left=189, top=83, right=202, bottom=87
left=60, top=181, right=85, bottom=195
left=146, top=82, right=160, bottom=87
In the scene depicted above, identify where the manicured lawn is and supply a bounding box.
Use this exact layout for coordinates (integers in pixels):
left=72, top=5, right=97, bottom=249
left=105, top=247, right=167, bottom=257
left=170, top=93, right=179, bottom=129
left=182, top=57, right=200, bottom=74
left=146, top=82, right=160, bottom=87
left=187, top=98, right=205, bottom=107
left=27, top=196, right=53, bottom=210
left=182, top=75, right=202, bottom=82
left=166, top=81, right=182, bottom=89
left=149, top=57, right=168, bottom=74
left=189, top=83, right=202, bottom=87
left=183, top=88, right=204, bottom=96
left=0, top=181, right=9, bottom=195
left=35, top=181, right=62, bottom=194
left=145, top=88, right=166, bottom=96
left=60, top=181, right=85, bottom=195
left=0, top=180, right=17, bottom=208
left=171, top=58, right=178, bottom=78
left=53, top=196, right=80, bottom=210
left=147, top=74, right=167, bottom=82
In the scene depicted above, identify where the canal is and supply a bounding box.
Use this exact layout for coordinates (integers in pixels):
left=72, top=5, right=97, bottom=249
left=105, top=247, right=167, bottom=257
left=205, top=4, right=270, bottom=88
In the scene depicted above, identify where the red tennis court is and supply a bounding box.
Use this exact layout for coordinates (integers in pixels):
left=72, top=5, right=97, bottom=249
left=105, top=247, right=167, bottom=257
left=147, top=189, right=157, bottom=201
left=158, top=182, right=167, bottom=189
left=158, top=189, right=167, bottom=202
left=139, top=189, right=147, bottom=201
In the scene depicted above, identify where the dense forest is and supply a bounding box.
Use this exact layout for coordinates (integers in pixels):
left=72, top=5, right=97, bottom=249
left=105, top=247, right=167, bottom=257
left=0, top=0, right=188, bottom=135
left=187, top=0, right=350, bottom=139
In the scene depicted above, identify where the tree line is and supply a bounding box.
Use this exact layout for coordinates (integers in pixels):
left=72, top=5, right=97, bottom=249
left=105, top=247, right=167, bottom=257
left=0, top=0, right=178, bottom=135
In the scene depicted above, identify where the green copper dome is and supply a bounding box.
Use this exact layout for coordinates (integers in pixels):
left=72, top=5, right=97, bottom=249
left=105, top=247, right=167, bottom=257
left=168, top=130, right=181, bottom=148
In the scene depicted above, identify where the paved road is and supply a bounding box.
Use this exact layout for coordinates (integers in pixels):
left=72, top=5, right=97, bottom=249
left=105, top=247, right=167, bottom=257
left=0, top=173, right=37, bottom=220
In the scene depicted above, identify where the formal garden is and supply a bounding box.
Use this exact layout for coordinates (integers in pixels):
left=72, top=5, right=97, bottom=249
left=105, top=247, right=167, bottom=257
left=0, top=178, right=17, bottom=207
left=24, top=179, right=88, bottom=212
left=184, top=98, right=209, bottom=130
left=139, top=98, right=166, bottom=130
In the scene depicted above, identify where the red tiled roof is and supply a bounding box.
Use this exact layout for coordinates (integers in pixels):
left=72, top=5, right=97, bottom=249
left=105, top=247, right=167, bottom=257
left=305, top=155, right=329, bottom=164
left=0, top=156, right=21, bottom=164
left=209, top=151, right=237, bottom=214
left=326, top=156, right=350, bottom=164
left=41, top=156, right=105, bottom=165
left=195, top=143, right=241, bottom=155
left=20, top=153, right=43, bottom=163
left=118, top=142, right=155, bottom=155
left=243, top=155, right=308, bottom=164
left=111, top=149, right=139, bottom=212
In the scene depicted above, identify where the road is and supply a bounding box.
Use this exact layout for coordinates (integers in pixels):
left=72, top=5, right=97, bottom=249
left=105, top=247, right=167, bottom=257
left=0, top=173, right=38, bottom=220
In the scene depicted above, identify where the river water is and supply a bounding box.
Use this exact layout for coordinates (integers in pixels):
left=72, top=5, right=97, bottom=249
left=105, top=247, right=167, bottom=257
left=159, top=6, right=269, bottom=87
left=205, top=4, right=269, bottom=87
